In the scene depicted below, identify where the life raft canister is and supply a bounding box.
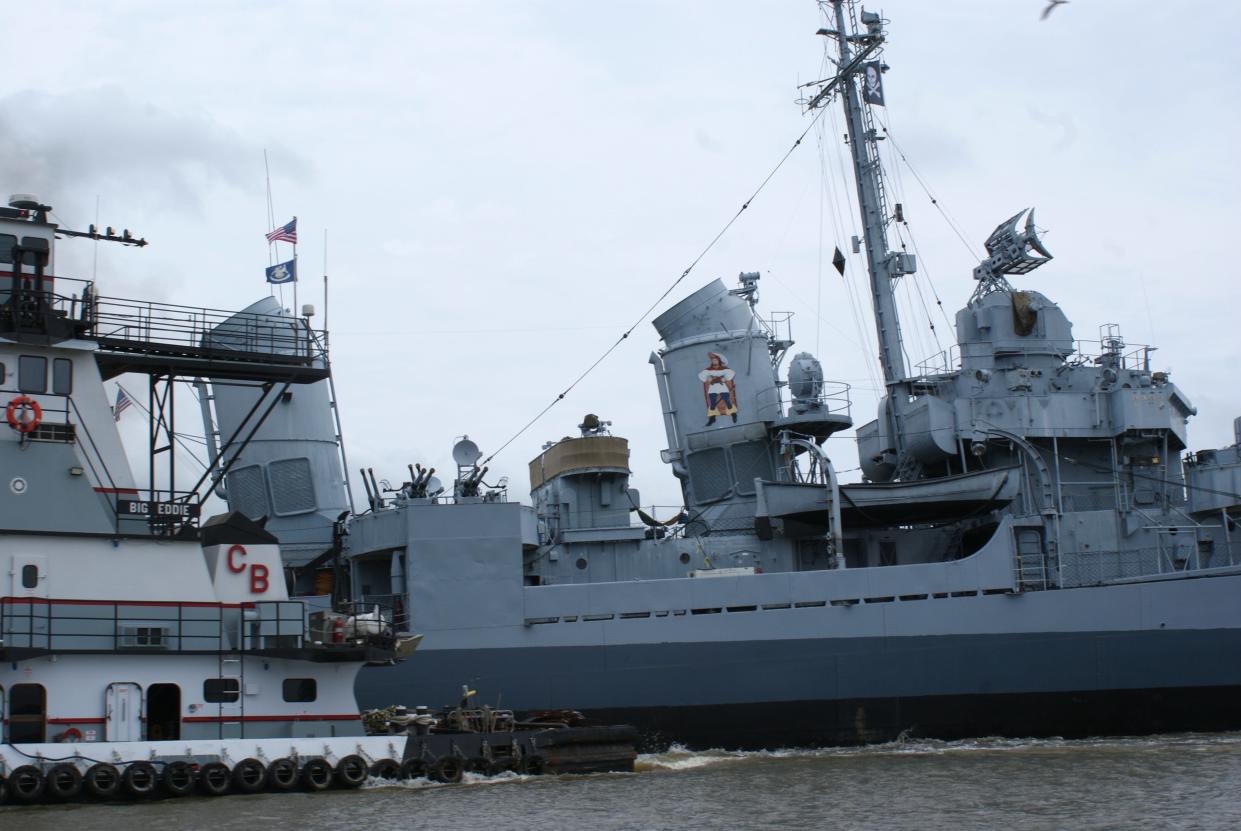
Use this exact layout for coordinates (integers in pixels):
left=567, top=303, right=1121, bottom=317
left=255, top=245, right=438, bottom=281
left=5, top=395, right=42, bottom=434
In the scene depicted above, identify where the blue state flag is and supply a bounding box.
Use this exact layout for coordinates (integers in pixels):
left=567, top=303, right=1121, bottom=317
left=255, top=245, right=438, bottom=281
left=265, top=258, right=297, bottom=284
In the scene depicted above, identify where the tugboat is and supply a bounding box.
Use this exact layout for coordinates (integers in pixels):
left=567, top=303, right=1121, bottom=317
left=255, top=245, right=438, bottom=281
left=201, top=3, right=1241, bottom=749
left=0, top=195, right=633, bottom=805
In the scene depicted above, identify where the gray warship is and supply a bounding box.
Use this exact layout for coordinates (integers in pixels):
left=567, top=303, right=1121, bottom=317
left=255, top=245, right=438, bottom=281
left=200, top=2, right=1241, bottom=748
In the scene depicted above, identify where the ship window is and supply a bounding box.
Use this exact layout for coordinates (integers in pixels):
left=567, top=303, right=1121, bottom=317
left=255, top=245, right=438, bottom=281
left=282, top=678, right=317, bottom=702
left=0, top=362, right=6, bottom=384
left=18, top=355, right=46, bottom=393
left=8, top=684, right=46, bottom=743
left=203, top=677, right=240, bottom=703
left=52, top=358, right=72, bottom=395
left=0, top=233, right=15, bottom=264
left=21, top=564, right=38, bottom=589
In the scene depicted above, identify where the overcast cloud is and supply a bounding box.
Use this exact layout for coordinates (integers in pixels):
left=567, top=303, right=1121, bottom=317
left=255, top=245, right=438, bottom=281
left=6, top=1, right=1240, bottom=510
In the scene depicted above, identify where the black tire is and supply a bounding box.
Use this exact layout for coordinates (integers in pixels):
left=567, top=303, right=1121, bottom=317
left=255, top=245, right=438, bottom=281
left=0, top=774, right=7, bottom=805
left=430, top=756, right=463, bottom=784
left=7, top=765, right=45, bottom=803
left=369, top=759, right=401, bottom=780
left=334, top=754, right=368, bottom=789
left=45, top=763, right=83, bottom=801
left=160, top=761, right=195, bottom=797
left=399, top=758, right=427, bottom=780
left=122, top=762, right=159, bottom=798
left=83, top=763, right=122, bottom=799
left=231, top=758, right=267, bottom=794
left=520, top=754, right=546, bottom=776
left=300, top=758, right=332, bottom=792
left=267, top=758, right=298, bottom=791
left=196, top=762, right=231, bottom=796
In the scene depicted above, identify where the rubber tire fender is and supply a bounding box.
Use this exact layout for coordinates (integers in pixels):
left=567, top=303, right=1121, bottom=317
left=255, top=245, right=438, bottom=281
left=430, top=756, right=464, bottom=784
left=231, top=758, right=267, bottom=793
left=122, top=762, right=159, bottom=798
left=334, top=754, right=369, bottom=789
left=196, top=761, right=231, bottom=796
left=369, top=759, right=401, bottom=780
left=300, top=758, right=333, bottom=792
left=160, top=761, right=195, bottom=797
left=7, top=765, right=46, bottom=803
left=267, top=758, right=299, bottom=791
left=83, top=763, right=122, bottom=799
left=398, top=758, right=427, bottom=780
left=45, top=763, right=83, bottom=801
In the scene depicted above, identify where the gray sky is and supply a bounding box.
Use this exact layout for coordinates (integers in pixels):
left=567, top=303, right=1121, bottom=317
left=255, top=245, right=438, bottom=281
left=7, top=1, right=1240, bottom=510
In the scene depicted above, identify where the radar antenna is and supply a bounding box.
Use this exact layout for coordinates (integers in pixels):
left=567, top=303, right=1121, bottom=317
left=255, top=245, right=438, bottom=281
left=970, top=208, right=1053, bottom=303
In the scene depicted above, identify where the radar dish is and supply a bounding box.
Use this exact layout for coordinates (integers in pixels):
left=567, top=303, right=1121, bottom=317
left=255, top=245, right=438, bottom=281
left=452, top=437, right=482, bottom=466
left=426, top=476, right=444, bottom=496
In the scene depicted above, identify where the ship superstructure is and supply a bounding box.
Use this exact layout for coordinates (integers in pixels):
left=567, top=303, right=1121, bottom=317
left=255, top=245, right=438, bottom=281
left=204, top=2, right=1241, bottom=748
left=0, top=197, right=416, bottom=802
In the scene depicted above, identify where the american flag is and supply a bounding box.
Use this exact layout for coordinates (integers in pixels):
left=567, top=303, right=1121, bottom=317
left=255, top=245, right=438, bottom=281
left=113, top=387, right=134, bottom=422
left=265, top=217, right=297, bottom=244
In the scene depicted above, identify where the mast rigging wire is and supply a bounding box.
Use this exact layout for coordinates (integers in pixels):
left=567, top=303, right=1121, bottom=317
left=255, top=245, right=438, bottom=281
left=479, top=105, right=835, bottom=468
left=880, top=126, right=978, bottom=259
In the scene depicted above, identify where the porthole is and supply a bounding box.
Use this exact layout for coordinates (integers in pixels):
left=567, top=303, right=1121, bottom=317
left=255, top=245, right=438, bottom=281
left=575, top=558, right=588, bottom=570
left=21, top=564, right=38, bottom=589
left=679, top=552, right=691, bottom=565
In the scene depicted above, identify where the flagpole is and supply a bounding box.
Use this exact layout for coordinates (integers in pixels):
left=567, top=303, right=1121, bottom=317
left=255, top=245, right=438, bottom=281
left=323, top=229, right=329, bottom=352
left=292, top=215, right=298, bottom=316
left=263, top=150, right=276, bottom=303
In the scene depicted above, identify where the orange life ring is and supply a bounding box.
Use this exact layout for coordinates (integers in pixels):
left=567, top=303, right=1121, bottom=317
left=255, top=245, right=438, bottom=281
left=59, top=727, right=83, bottom=743
left=5, top=395, right=42, bottom=434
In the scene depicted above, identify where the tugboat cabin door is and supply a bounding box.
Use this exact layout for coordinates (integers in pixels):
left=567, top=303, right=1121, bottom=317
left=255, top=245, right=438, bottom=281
left=105, top=682, right=142, bottom=741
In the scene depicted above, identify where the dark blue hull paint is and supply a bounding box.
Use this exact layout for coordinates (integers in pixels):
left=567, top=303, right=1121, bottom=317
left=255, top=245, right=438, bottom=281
left=359, top=628, right=1241, bottom=749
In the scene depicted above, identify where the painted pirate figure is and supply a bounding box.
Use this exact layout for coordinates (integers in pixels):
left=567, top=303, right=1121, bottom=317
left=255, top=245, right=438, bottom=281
left=698, top=352, right=738, bottom=426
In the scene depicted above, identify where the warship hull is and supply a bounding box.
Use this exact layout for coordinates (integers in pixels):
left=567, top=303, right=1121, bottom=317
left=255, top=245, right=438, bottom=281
left=358, top=571, right=1241, bottom=748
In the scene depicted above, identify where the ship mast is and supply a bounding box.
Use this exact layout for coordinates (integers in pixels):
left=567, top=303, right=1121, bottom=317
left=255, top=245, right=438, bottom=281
left=809, top=2, right=914, bottom=467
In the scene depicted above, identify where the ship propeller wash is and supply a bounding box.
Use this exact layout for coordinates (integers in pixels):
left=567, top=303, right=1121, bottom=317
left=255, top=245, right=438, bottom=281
left=201, top=2, right=1241, bottom=749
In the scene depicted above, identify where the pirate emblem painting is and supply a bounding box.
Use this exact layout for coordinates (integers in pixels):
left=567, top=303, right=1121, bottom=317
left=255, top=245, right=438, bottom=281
left=698, top=351, right=738, bottom=426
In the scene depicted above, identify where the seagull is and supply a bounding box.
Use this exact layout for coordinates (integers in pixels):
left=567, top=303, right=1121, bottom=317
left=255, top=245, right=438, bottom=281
left=1041, top=0, right=1068, bottom=20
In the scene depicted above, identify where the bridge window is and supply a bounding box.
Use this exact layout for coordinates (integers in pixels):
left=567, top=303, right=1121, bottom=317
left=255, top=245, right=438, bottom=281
left=52, top=358, right=72, bottom=395
left=282, top=678, right=317, bottom=702
left=203, top=677, right=240, bottom=703
left=18, top=355, right=46, bottom=393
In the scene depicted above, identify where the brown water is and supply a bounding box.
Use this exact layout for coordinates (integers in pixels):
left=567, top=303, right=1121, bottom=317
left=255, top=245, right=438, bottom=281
left=6, top=734, right=1241, bottom=830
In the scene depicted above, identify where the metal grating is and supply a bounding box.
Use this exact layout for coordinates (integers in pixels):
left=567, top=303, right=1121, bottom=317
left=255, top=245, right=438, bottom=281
left=227, top=464, right=270, bottom=520
left=268, top=457, right=316, bottom=515
left=731, top=441, right=774, bottom=496
left=687, top=448, right=731, bottom=504
left=1059, top=548, right=1163, bottom=587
